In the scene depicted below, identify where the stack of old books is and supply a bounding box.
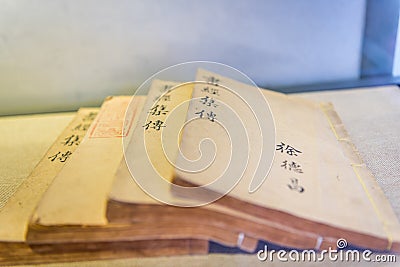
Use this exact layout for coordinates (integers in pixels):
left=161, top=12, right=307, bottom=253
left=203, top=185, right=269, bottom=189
left=0, top=69, right=399, bottom=265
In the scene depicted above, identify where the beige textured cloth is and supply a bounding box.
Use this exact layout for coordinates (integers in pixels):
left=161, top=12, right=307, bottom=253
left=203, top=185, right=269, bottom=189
left=296, top=86, right=400, bottom=220
left=0, top=113, right=74, bottom=209
left=1, top=85, right=399, bottom=266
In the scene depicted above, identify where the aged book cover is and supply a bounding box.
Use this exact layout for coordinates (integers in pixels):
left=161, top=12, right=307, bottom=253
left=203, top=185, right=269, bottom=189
left=109, top=79, right=336, bottom=252
left=26, top=95, right=208, bottom=264
left=0, top=108, right=98, bottom=264
left=108, top=80, right=261, bottom=252
left=173, top=69, right=400, bottom=253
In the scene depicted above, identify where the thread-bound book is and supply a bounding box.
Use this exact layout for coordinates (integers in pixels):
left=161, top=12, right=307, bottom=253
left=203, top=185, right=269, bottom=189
left=1, top=69, right=398, bottom=265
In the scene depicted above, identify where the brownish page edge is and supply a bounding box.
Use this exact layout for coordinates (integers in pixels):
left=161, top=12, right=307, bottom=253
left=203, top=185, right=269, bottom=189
left=106, top=199, right=337, bottom=251
left=0, top=239, right=207, bottom=265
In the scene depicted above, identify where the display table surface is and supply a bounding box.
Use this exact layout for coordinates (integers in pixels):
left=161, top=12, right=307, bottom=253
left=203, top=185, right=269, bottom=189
left=1, top=85, right=399, bottom=266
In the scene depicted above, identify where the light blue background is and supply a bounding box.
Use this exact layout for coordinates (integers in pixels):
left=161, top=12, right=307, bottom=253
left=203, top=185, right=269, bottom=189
left=0, top=0, right=366, bottom=115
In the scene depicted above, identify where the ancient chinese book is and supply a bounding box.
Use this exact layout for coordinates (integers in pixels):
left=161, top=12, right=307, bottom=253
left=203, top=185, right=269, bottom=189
left=103, top=69, right=400, bottom=254
left=2, top=105, right=205, bottom=265
left=108, top=80, right=260, bottom=252
left=108, top=79, right=335, bottom=252
left=0, top=108, right=98, bottom=264
left=172, top=69, right=400, bottom=253
left=25, top=95, right=208, bottom=264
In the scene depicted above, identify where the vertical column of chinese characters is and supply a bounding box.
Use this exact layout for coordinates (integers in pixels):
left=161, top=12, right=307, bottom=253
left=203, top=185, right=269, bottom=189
left=142, top=85, right=173, bottom=132
left=48, top=111, right=98, bottom=163
left=276, top=142, right=305, bottom=193
left=194, top=76, right=221, bottom=123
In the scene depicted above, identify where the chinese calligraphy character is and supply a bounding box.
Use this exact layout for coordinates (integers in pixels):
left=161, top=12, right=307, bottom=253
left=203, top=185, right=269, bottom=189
left=161, top=85, right=173, bottom=92
left=287, top=178, right=304, bottom=193
left=204, top=76, right=220, bottom=86
left=148, top=105, right=168, bottom=116
left=201, top=86, right=220, bottom=96
left=276, top=142, right=302, bottom=156
left=142, top=120, right=166, bottom=131
left=200, top=96, right=218, bottom=108
left=195, top=109, right=216, bottom=122
left=73, top=123, right=91, bottom=131
left=82, top=112, right=97, bottom=122
left=48, top=151, right=73, bottom=163
left=281, top=160, right=303, bottom=173
left=62, top=134, right=80, bottom=146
